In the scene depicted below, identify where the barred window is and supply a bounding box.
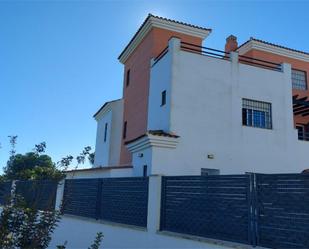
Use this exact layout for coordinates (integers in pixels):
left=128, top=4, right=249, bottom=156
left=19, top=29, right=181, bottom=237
left=292, top=69, right=307, bottom=90
left=242, top=99, right=272, bottom=129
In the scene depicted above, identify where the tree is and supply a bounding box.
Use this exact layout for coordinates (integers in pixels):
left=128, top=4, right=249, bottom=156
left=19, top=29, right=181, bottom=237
left=0, top=138, right=102, bottom=248
left=3, top=140, right=64, bottom=181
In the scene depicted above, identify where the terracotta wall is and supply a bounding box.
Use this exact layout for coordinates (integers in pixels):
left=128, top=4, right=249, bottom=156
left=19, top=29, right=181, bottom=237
left=120, top=27, right=203, bottom=165
left=241, top=49, right=309, bottom=126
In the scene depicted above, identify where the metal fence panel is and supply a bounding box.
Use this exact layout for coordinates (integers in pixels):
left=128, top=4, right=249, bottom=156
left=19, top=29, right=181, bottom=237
left=63, top=178, right=100, bottom=219
left=0, top=181, right=12, bottom=205
left=100, top=177, right=149, bottom=227
left=62, top=177, right=149, bottom=227
left=160, top=175, right=251, bottom=245
left=15, top=180, right=58, bottom=211
left=256, top=174, right=309, bottom=249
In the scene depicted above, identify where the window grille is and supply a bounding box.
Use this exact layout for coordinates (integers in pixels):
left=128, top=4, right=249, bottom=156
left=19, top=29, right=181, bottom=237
left=292, top=69, right=307, bottom=90
left=242, top=99, right=272, bottom=129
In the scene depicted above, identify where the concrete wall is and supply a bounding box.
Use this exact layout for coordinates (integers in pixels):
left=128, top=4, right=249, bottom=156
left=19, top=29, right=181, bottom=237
left=148, top=50, right=172, bottom=132
left=65, top=168, right=133, bottom=179
left=94, top=99, right=123, bottom=167
left=144, top=38, right=309, bottom=175
left=94, top=110, right=112, bottom=166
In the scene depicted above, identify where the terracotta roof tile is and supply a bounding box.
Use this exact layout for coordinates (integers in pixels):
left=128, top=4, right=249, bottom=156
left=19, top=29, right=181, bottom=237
left=93, top=98, right=122, bottom=118
left=118, top=14, right=211, bottom=60
left=125, top=130, right=179, bottom=145
left=238, top=37, right=309, bottom=56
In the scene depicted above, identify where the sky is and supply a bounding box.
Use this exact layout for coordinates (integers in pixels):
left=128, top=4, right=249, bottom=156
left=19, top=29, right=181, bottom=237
left=1, top=0, right=309, bottom=172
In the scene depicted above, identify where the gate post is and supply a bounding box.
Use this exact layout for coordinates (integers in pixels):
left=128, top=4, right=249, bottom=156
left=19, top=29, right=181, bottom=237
left=55, top=180, right=65, bottom=211
left=147, top=174, right=163, bottom=233
left=248, top=173, right=258, bottom=247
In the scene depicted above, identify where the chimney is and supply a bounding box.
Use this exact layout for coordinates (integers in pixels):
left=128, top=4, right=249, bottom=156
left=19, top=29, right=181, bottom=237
left=225, top=35, right=238, bottom=53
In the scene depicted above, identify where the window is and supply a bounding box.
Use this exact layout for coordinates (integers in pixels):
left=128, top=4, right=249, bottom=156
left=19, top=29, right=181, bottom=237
left=292, top=69, right=307, bottom=90
left=104, top=123, right=108, bottom=142
left=126, top=69, right=130, bottom=87
left=161, top=90, right=166, bottom=106
left=143, top=165, right=148, bottom=177
left=296, top=125, right=305, bottom=140
left=123, top=121, right=127, bottom=139
left=242, top=99, right=272, bottom=129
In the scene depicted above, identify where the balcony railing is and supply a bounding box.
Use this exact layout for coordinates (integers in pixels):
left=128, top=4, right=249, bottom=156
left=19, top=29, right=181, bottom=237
left=180, top=41, right=230, bottom=60
left=180, top=42, right=282, bottom=72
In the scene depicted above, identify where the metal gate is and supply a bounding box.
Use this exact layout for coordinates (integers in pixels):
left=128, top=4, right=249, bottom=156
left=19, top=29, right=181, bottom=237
left=254, top=174, right=309, bottom=249
left=160, top=174, right=309, bottom=249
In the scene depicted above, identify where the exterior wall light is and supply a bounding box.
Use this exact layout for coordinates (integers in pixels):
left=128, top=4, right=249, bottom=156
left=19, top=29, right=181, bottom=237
left=207, top=154, right=214, bottom=159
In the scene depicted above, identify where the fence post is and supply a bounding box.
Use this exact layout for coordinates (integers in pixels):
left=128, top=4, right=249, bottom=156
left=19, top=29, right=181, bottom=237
left=147, top=174, right=162, bottom=233
left=55, top=179, right=65, bottom=211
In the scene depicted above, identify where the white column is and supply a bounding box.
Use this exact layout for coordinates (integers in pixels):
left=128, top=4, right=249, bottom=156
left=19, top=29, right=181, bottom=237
left=55, top=180, right=65, bottom=211
left=147, top=174, right=163, bottom=233
left=229, top=51, right=239, bottom=64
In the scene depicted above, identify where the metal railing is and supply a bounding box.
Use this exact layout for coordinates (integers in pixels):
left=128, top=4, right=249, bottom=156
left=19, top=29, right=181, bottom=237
left=152, top=46, right=169, bottom=66
left=180, top=41, right=230, bottom=60
left=238, top=54, right=282, bottom=72
left=180, top=42, right=282, bottom=72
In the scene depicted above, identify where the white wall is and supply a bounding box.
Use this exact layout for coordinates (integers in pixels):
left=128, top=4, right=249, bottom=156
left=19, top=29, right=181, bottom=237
left=94, top=110, right=112, bottom=166
left=109, top=100, right=124, bottom=166
left=145, top=38, right=309, bottom=175
left=94, top=99, right=124, bottom=167
left=65, top=168, right=133, bottom=179
left=147, top=49, right=172, bottom=132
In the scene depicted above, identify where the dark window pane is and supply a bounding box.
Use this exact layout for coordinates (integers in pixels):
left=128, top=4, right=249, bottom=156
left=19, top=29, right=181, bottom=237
left=161, top=90, right=166, bottom=106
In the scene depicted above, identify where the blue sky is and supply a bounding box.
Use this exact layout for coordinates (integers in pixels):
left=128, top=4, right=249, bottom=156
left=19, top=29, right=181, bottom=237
left=1, top=0, right=309, bottom=171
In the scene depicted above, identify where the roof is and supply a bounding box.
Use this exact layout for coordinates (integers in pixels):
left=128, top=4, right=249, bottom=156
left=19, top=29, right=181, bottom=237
left=65, top=165, right=132, bottom=173
left=118, top=14, right=211, bottom=64
left=93, top=99, right=121, bottom=118
left=125, top=130, right=179, bottom=145
left=238, top=37, right=309, bottom=56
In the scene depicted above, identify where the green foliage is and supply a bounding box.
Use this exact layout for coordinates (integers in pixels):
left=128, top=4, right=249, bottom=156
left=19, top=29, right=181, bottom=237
left=4, top=152, right=64, bottom=181
left=0, top=196, right=61, bottom=249
left=88, top=232, right=104, bottom=249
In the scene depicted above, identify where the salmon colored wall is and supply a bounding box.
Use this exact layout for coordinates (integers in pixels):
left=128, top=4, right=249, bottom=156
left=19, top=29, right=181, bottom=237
left=120, top=27, right=203, bottom=165
left=242, top=49, right=309, bottom=127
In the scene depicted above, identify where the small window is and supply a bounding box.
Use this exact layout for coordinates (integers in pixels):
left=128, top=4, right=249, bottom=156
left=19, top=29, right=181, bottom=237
left=143, top=165, right=148, bottom=177
left=126, top=69, right=130, bottom=87
left=201, top=168, right=220, bottom=176
left=292, top=69, right=307, bottom=90
left=296, top=125, right=305, bottom=140
left=123, top=121, right=127, bottom=139
left=104, top=123, right=108, bottom=142
left=242, top=99, right=272, bottom=129
left=161, top=90, right=166, bottom=106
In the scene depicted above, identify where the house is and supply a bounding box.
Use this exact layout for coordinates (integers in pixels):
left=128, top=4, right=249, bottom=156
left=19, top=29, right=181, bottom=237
left=92, top=14, right=309, bottom=177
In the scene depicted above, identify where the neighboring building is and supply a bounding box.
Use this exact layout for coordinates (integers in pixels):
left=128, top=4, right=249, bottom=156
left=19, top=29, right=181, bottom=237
left=93, top=14, right=309, bottom=177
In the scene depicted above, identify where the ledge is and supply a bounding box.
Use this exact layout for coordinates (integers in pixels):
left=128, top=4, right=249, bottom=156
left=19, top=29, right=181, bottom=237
left=157, top=231, right=267, bottom=249
left=62, top=214, right=147, bottom=232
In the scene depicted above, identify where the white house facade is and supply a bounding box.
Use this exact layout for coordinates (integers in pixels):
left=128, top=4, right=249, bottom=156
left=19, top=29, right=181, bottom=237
left=91, top=14, right=309, bottom=177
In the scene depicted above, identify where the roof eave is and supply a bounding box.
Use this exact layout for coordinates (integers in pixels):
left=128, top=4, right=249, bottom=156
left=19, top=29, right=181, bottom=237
left=118, top=15, right=211, bottom=64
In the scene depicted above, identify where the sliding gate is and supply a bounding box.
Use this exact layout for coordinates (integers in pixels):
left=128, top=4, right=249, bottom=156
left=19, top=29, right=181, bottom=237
left=160, top=173, right=309, bottom=249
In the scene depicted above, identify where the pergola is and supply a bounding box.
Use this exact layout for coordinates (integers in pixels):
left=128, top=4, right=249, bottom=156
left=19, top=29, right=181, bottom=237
left=293, top=95, right=309, bottom=117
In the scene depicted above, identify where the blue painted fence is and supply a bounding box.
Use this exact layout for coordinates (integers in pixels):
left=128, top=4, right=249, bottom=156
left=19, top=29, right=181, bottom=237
left=63, top=177, right=149, bottom=227
left=15, top=180, right=58, bottom=211
left=160, top=174, right=309, bottom=249
left=0, top=181, right=12, bottom=205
